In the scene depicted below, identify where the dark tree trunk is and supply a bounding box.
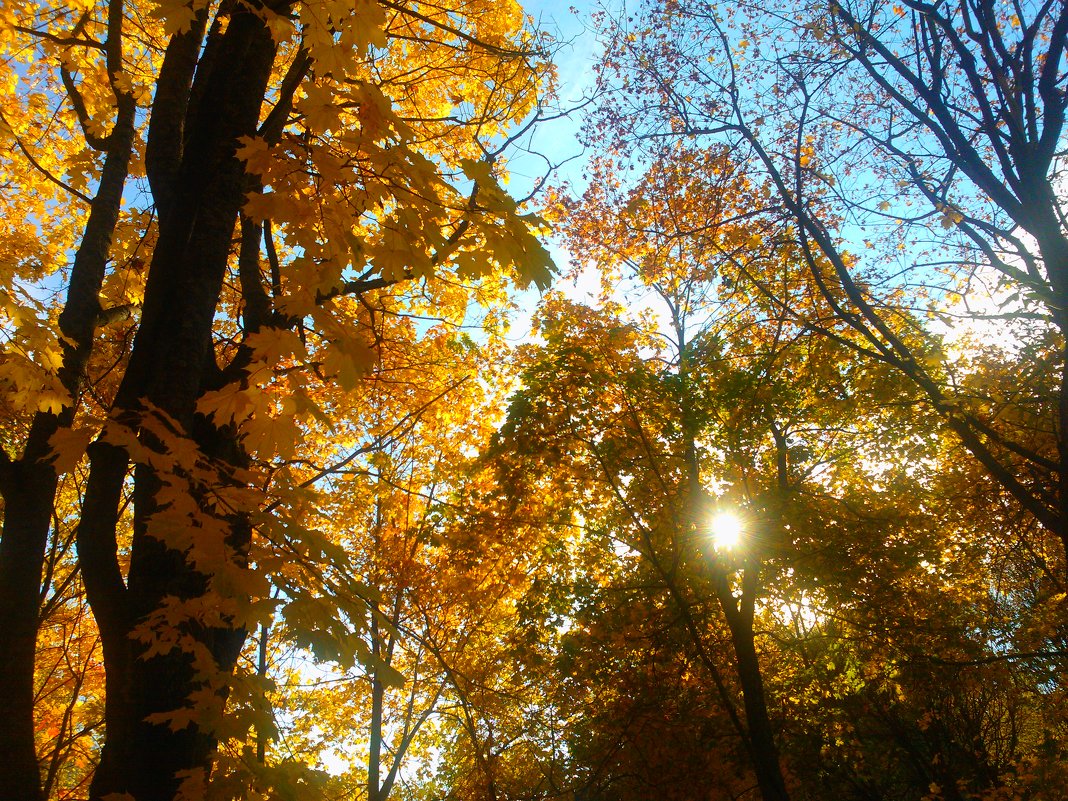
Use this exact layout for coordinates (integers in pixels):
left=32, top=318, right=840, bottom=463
left=715, top=565, right=792, bottom=801
left=79, top=2, right=288, bottom=798
left=0, top=35, right=137, bottom=794
left=727, top=612, right=791, bottom=801
left=0, top=459, right=56, bottom=801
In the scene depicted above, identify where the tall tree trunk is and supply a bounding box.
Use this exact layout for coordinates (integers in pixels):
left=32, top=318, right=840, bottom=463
left=368, top=672, right=386, bottom=801
left=719, top=580, right=791, bottom=801
left=80, top=2, right=286, bottom=797
left=0, top=458, right=57, bottom=801
left=0, top=35, right=137, bottom=793
left=679, top=327, right=791, bottom=801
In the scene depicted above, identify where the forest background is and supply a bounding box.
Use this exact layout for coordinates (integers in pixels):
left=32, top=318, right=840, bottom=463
left=0, top=0, right=1066, bottom=800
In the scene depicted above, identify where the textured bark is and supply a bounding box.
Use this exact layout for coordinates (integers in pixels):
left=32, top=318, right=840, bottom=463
left=80, top=2, right=288, bottom=798
left=0, top=6, right=137, bottom=790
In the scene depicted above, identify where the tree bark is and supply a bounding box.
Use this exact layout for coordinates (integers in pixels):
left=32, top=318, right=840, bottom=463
left=0, top=16, right=137, bottom=791
left=0, top=459, right=57, bottom=801
left=707, top=559, right=791, bottom=801
left=80, top=2, right=288, bottom=797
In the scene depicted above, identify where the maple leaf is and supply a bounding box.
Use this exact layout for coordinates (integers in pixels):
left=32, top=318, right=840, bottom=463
left=46, top=427, right=93, bottom=474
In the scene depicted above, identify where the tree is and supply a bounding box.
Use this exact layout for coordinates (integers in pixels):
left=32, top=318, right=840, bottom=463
left=537, top=145, right=909, bottom=801
left=0, top=0, right=552, bottom=796
left=587, top=0, right=1068, bottom=584
left=261, top=341, right=558, bottom=801
left=530, top=83, right=1068, bottom=798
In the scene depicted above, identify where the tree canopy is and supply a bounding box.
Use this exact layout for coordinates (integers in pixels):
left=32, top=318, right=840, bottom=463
left=2, top=0, right=1068, bottom=800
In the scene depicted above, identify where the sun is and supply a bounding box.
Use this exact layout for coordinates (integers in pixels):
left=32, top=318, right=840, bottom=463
left=709, top=511, right=743, bottom=550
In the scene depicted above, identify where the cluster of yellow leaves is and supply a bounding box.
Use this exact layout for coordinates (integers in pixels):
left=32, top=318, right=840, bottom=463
left=0, top=0, right=160, bottom=437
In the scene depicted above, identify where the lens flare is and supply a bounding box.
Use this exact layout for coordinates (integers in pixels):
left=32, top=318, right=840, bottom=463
left=710, top=511, right=743, bottom=550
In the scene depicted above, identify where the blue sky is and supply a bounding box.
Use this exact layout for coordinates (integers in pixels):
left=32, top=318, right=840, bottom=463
left=496, top=1, right=610, bottom=334
left=507, top=1, right=602, bottom=204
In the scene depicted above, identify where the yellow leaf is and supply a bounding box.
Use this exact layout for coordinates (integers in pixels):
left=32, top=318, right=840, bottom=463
left=197, top=384, right=259, bottom=426
left=235, top=136, right=273, bottom=178
left=47, top=427, right=93, bottom=474
left=149, top=0, right=199, bottom=36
